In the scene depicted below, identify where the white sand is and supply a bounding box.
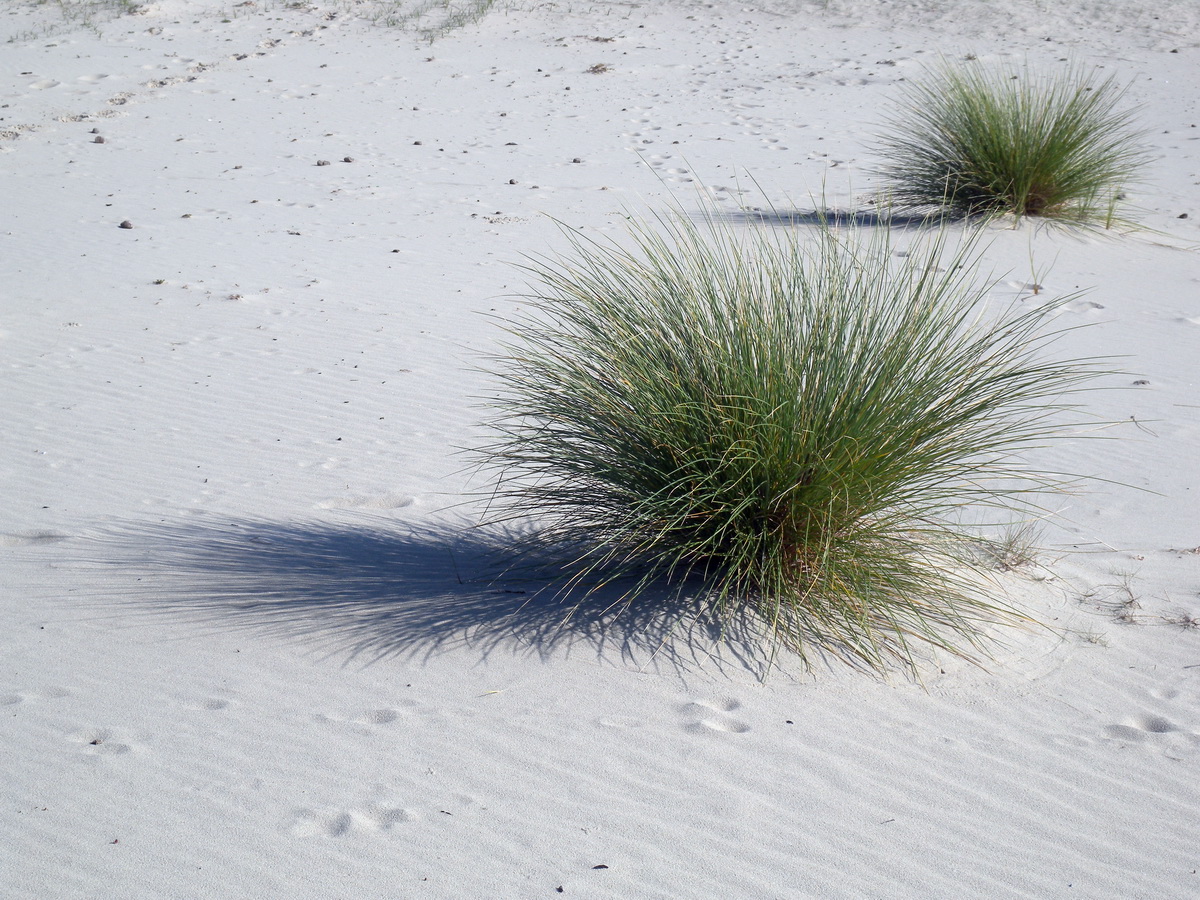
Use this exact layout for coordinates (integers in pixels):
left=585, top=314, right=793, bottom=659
left=3, top=1, right=1198, bottom=896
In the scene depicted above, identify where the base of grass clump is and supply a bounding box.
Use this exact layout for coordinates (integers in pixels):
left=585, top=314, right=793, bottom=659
left=477, top=210, right=1106, bottom=674
left=876, top=61, right=1148, bottom=226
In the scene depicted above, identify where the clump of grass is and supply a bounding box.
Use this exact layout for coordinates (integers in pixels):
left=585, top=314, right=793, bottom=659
left=357, top=0, right=497, bottom=41
left=875, top=62, right=1149, bottom=225
left=477, top=211, right=1107, bottom=673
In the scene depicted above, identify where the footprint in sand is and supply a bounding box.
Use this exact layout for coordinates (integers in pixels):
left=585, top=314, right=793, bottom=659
left=681, top=698, right=751, bottom=735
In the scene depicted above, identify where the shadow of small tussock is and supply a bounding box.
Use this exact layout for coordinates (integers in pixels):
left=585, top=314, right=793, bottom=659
left=707, top=207, right=964, bottom=229
left=87, top=516, right=774, bottom=676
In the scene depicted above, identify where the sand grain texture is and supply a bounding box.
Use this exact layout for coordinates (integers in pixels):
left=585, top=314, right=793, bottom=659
left=3, top=1, right=1198, bottom=897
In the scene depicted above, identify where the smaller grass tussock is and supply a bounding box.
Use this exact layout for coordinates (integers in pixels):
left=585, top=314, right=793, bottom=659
left=355, top=0, right=497, bottom=41
left=876, top=61, right=1149, bottom=225
left=477, top=211, right=1108, bottom=674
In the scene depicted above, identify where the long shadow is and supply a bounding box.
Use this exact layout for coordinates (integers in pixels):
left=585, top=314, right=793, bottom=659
left=708, top=207, right=968, bottom=229
left=86, top=516, right=775, bottom=676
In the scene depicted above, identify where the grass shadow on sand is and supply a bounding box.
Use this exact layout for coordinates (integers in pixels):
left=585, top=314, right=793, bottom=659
left=85, top=516, right=781, bottom=677
left=705, top=207, right=965, bottom=229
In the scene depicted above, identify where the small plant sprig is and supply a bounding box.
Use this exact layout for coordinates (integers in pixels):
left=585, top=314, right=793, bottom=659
left=7, top=0, right=142, bottom=42
left=477, top=209, right=1110, bottom=674
left=875, top=61, right=1150, bottom=225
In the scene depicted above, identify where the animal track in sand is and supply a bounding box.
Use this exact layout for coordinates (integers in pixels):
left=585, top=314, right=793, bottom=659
left=597, top=715, right=645, bottom=730
left=2, top=23, right=297, bottom=141
left=0, top=531, right=69, bottom=547
left=681, top=699, right=751, bottom=735
left=181, top=696, right=232, bottom=711
left=0, top=123, right=39, bottom=141
left=71, top=727, right=133, bottom=756
left=355, top=709, right=401, bottom=725
left=1059, top=298, right=1106, bottom=314
left=1103, top=713, right=1200, bottom=758
left=1149, top=686, right=1180, bottom=701
left=640, top=152, right=695, bottom=184
left=315, top=492, right=414, bottom=511
left=1107, top=714, right=1180, bottom=738
left=312, top=701, right=420, bottom=729
left=2, top=686, right=72, bottom=706
left=287, top=803, right=414, bottom=838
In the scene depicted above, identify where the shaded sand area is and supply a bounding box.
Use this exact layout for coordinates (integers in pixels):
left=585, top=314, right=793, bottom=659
left=3, top=1, right=1198, bottom=896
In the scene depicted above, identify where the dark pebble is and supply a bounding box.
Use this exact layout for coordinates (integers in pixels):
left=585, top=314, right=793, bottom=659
left=118, top=220, right=133, bottom=229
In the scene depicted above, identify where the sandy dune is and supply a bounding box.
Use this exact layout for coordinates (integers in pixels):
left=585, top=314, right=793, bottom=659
left=3, top=1, right=1198, bottom=896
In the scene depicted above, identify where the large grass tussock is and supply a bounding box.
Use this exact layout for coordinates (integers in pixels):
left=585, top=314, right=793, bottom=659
left=479, top=212, right=1106, bottom=673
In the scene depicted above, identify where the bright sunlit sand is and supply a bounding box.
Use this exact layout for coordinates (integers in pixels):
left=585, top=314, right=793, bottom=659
left=3, top=1, right=1198, bottom=896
